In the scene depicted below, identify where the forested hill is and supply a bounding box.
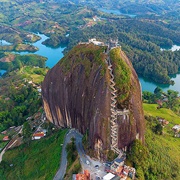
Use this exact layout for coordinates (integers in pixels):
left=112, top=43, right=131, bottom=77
left=66, top=19, right=180, bottom=84
left=56, top=0, right=180, bottom=16
left=0, top=0, right=179, bottom=84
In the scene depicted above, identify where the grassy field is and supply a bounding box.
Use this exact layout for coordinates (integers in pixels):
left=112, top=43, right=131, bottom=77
left=143, top=103, right=180, bottom=125
left=140, top=103, right=180, bottom=179
left=64, top=157, right=81, bottom=180
left=19, top=66, right=48, bottom=84
left=144, top=125, right=180, bottom=179
left=0, top=129, right=68, bottom=180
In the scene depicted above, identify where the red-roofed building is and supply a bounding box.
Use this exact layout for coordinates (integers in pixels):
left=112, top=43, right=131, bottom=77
left=32, top=132, right=45, bottom=140
left=3, top=136, right=9, bottom=141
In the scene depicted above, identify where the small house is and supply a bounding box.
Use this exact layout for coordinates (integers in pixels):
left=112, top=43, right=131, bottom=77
left=32, top=132, right=45, bottom=140
left=172, top=125, right=180, bottom=132
left=3, top=136, right=9, bottom=141
left=158, top=118, right=169, bottom=126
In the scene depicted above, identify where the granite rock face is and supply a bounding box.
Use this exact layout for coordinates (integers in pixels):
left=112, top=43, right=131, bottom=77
left=42, top=44, right=145, bottom=158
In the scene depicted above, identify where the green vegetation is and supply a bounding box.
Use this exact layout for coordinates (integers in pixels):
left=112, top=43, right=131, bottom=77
left=43, top=35, right=68, bottom=48
left=107, top=150, right=118, bottom=161
left=0, top=134, right=8, bottom=150
left=64, top=138, right=81, bottom=179
left=67, top=19, right=180, bottom=84
left=62, top=0, right=180, bottom=20
left=110, top=47, right=131, bottom=106
left=143, top=88, right=180, bottom=116
left=19, top=66, right=48, bottom=84
left=128, top=87, right=180, bottom=179
left=82, top=129, right=89, bottom=150
left=0, top=64, right=47, bottom=132
left=0, top=128, right=19, bottom=151
left=0, top=129, right=68, bottom=180
left=143, top=103, right=180, bottom=126
left=0, top=81, right=41, bottom=131
left=0, top=54, right=46, bottom=72
left=0, top=43, right=38, bottom=52
left=0, top=25, right=40, bottom=44
left=0, top=54, right=47, bottom=128
left=127, top=140, right=148, bottom=180
left=127, top=105, right=180, bottom=180
left=0, top=0, right=179, bottom=84
left=59, top=44, right=107, bottom=76
left=0, top=141, right=8, bottom=151
left=22, top=121, right=32, bottom=146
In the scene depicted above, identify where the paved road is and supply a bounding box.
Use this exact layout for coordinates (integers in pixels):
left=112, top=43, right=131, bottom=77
left=53, top=129, right=83, bottom=180
left=53, top=129, right=107, bottom=180
left=0, top=148, right=6, bottom=163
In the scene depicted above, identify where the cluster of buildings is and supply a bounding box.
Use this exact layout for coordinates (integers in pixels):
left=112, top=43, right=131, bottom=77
left=72, top=154, right=135, bottom=180
left=0, top=126, right=22, bottom=151
left=105, top=156, right=135, bottom=180
left=28, top=80, right=41, bottom=93
left=157, top=117, right=180, bottom=138
left=79, top=38, right=119, bottom=50
left=1, top=126, right=21, bottom=142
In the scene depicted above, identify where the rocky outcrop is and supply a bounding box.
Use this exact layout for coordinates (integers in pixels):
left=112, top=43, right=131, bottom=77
left=42, top=43, right=145, bottom=159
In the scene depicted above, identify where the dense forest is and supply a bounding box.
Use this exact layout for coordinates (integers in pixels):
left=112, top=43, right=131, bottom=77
left=67, top=19, right=180, bottom=84
left=0, top=81, right=41, bottom=131
left=0, top=53, right=46, bottom=72
left=0, top=52, right=47, bottom=131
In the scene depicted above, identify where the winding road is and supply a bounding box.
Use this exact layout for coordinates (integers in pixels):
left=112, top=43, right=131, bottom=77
left=53, top=129, right=85, bottom=180
left=53, top=129, right=106, bottom=180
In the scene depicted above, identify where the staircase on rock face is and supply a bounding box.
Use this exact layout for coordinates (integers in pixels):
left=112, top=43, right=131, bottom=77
left=106, top=51, right=130, bottom=155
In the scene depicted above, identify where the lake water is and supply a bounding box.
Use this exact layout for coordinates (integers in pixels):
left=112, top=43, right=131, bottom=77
left=1, top=33, right=179, bottom=93
left=0, top=70, right=7, bottom=77
left=14, top=33, right=66, bottom=68
left=98, top=8, right=136, bottom=18
left=161, top=45, right=180, bottom=52
left=0, top=40, right=12, bottom=46
left=139, top=73, right=180, bottom=94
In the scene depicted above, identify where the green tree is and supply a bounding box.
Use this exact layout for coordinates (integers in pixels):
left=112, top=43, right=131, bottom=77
left=22, top=121, right=32, bottom=146
left=127, top=140, right=149, bottom=168
left=136, top=167, right=145, bottom=180
left=154, top=123, right=163, bottom=135
left=167, top=90, right=179, bottom=109
left=154, top=87, right=163, bottom=99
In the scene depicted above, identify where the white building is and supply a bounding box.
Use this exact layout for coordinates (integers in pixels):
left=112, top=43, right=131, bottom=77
left=172, top=125, right=180, bottom=132
left=89, top=38, right=104, bottom=46
left=103, top=173, right=120, bottom=180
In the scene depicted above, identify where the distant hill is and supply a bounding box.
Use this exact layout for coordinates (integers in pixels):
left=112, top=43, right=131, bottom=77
left=55, top=0, right=180, bottom=15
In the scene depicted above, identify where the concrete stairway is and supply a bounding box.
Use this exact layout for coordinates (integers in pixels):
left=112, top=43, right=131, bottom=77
left=106, top=55, right=129, bottom=155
